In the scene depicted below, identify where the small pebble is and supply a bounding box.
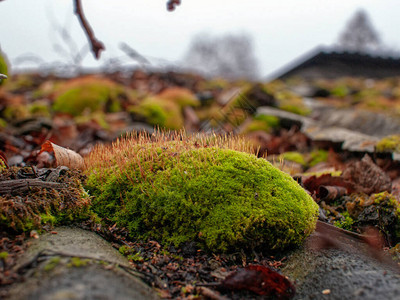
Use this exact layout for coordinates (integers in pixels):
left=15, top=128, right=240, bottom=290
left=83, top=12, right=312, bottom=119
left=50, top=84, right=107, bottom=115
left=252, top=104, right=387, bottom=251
left=30, top=230, right=39, bottom=239
left=322, top=289, right=331, bottom=295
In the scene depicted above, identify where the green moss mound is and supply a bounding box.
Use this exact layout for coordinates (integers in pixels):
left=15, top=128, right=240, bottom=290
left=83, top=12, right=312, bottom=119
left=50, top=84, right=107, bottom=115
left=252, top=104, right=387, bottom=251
left=308, top=149, right=329, bottom=167
left=53, top=76, right=124, bottom=116
left=280, top=151, right=306, bottom=166
left=86, top=139, right=318, bottom=253
left=129, top=97, right=183, bottom=129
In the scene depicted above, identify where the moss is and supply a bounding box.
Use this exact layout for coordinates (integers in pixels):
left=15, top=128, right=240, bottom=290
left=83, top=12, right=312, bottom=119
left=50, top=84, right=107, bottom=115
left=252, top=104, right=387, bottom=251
left=331, top=85, right=350, bottom=98
left=302, top=170, right=342, bottom=177
left=28, top=101, right=51, bottom=118
left=157, top=87, right=199, bottom=108
left=243, top=115, right=279, bottom=134
left=0, top=51, right=9, bottom=85
left=0, top=168, right=93, bottom=233
left=198, top=78, right=229, bottom=90
left=68, top=257, right=90, bottom=267
left=0, top=160, right=6, bottom=172
left=129, top=97, right=183, bottom=129
left=75, top=111, right=110, bottom=130
left=275, top=91, right=310, bottom=116
left=53, top=76, right=124, bottom=116
left=127, top=252, right=144, bottom=262
left=40, top=213, right=57, bottom=225
left=334, top=211, right=354, bottom=231
left=44, top=256, right=61, bottom=272
left=308, top=149, right=329, bottom=167
left=118, top=245, right=132, bottom=256
left=376, top=135, right=400, bottom=153
left=373, top=192, right=400, bottom=241
left=345, top=192, right=400, bottom=243
left=254, top=114, right=279, bottom=128
left=85, top=132, right=318, bottom=253
left=0, top=251, right=8, bottom=260
left=5, top=74, right=37, bottom=92
left=2, top=104, right=30, bottom=121
left=280, top=151, right=306, bottom=166
left=0, top=118, right=6, bottom=129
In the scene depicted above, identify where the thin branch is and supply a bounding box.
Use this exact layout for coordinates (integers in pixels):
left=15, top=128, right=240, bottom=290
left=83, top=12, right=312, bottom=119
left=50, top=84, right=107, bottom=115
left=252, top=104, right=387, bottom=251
left=73, top=0, right=104, bottom=59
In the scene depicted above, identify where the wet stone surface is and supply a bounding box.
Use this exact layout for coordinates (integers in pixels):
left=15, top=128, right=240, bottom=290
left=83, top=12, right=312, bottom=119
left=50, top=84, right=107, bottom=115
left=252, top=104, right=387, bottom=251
left=283, top=235, right=400, bottom=300
left=7, top=227, right=159, bottom=300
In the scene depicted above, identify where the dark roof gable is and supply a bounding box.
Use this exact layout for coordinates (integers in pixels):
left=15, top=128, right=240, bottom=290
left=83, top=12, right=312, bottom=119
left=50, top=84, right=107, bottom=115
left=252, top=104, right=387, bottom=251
left=271, top=47, right=400, bottom=80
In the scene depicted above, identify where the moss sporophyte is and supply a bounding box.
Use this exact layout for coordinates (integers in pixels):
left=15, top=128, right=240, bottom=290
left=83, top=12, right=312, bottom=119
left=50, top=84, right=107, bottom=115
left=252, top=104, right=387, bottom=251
left=84, top=131, right=319, bottom=253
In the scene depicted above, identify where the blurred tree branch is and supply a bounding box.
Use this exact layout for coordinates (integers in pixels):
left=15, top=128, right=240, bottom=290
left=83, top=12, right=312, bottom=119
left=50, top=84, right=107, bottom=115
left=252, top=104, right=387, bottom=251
left=1, top=0, right=182, bottom=59
left=73, top=0, right=104, bottom=59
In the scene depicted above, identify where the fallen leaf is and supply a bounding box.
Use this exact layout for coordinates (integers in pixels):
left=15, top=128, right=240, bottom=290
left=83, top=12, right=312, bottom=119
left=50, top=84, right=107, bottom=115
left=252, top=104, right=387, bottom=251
left=39, top=140, right=84, bottom=170
left=220, top=265, right=295, bottom=299
left=303, top=174, right=351, bottom=195
left=342, top=154, right=392, bottom=195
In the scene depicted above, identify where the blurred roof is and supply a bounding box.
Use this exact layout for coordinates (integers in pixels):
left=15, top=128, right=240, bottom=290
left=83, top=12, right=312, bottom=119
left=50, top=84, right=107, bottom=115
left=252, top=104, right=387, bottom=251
left=270, top=46, right=400, bottom=80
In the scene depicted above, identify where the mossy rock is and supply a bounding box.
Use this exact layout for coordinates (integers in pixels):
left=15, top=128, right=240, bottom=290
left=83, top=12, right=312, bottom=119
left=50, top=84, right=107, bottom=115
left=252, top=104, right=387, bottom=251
left=28, top=101, right=51, bottom=118
left=280, top=151, right=306, bottom=166
left=376, top=135, right=400, bottom=153
left=2, top=104, right=30, bottom=121
left=0, top=168, right=93, bottom=233
left=157, top=87, right=199, bottom=108
left=236, top=83, right=277, bottom=108
left=244, top=114, right=279, bottom=134
left=85, top=135, right=318, bottom=253
left=4, top=74, right=38, bottom=92
left=129, top=97, right=184, bottom=129
left=53, top=76, right=125, bottom=116
left=275, top=91, right=310, bottom=116
left=346, top=192, right=400, bottom=244
left=308, top=149, right=329, bottom=167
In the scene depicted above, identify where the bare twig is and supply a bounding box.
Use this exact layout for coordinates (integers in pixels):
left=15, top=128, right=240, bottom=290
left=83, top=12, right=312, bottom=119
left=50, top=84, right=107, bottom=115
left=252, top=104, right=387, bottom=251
left=0, top=179, right=64, bottom=195
left=73, top=0, right=104, bottom=59
left=119, top=42, right=150, bottom=65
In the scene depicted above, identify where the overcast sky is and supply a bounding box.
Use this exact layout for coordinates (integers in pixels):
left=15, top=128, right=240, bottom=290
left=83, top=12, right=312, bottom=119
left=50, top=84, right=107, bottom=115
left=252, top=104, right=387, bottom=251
left=1, top=0, right=399, bottom=77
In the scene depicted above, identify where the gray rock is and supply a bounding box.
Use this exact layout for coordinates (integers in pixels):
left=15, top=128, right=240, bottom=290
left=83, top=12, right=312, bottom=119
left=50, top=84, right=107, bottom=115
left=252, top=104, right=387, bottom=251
left=8, top=227, right=159, bottom=300
left=256, top=105, right=399, bottom=157
left=312, top=108, right=400, bottom=138
left=302, top=125, right=379, bottom=152
left=256, top=106, right=313, bottom=129
left=283, top=234, right=400, bottom=300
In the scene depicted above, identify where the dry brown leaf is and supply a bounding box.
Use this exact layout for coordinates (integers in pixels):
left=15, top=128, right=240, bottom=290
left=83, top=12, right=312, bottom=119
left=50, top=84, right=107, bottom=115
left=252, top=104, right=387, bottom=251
left=342, top=154, right=392, bottom=195
left=40, top=140, right=84, bottom=170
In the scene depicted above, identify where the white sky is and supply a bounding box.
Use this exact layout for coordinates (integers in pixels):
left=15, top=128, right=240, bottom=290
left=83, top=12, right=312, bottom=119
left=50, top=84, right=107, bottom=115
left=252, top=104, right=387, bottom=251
left=0, top=0, right=399, bottom=77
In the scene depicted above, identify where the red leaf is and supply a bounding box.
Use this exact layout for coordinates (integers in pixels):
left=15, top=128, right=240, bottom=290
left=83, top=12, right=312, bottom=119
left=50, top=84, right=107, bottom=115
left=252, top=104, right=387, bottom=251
left=303, top=173, right=352, bottom=195
left=221, top=265, right=295, bottom=299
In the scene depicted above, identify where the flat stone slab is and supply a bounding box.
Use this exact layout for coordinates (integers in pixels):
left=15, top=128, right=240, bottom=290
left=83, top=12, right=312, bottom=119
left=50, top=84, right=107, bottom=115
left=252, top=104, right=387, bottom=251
left=311, top=107, right=400, bottom=138
left=17, top=227, right=128, bottom=266
left=302, top=125, right=379, bottom=152
left=7, top=227, right=159, bottom=300
left=256, top=106, right=400, bottom=159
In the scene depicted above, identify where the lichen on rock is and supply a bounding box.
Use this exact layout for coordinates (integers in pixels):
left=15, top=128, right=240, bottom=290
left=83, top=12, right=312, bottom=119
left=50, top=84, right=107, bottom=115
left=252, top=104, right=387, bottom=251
left=85, top=131, right=318, bottom=253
